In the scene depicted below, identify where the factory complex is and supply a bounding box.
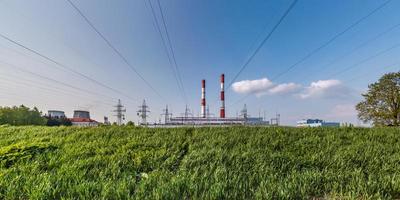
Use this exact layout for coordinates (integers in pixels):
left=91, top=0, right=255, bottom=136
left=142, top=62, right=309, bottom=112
left=160, top=74, right=268, bottom=126
left=46, top=74, right=343, bottom=127
left=48, top=110, right=99, bottom=127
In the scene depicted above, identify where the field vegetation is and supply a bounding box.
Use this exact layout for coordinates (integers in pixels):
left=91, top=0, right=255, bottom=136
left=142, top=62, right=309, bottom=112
left=0, top=125, right=399, bottom=199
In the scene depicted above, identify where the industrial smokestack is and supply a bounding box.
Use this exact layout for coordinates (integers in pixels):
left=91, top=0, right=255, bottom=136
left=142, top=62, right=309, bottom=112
left=201, top=79, right=206, bottom=118
left=220, top=74, right=225, bottom=118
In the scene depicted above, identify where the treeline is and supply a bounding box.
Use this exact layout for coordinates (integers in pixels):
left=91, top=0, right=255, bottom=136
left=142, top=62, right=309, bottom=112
left=0, top=105, right=72, bottom=126
left=0, top=105, right=47, bottom=126
left=45, top=116, right=72, bottom=126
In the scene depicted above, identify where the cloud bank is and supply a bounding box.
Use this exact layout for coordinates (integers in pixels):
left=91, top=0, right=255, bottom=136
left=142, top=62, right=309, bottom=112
left=269, top=83, right=302, bottom=95
left=231, top=78, right=274, bottom=95
left=298, top=79, right=351, bottom=99
left=232, top=78, right=351, bottom=99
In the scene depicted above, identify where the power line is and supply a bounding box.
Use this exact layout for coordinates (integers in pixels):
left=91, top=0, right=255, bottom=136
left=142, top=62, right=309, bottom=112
left=0, top=43, right=115, bottom=105
left=345, top=61, right=400, bottom=83
left=0, top=74, right=114, bottom=106
left=228, top=0, right=392, bottom=109
left=227, top=0, right=299, bottom=89
left=145, top=0, right=179, bottom=89
left=244, top=6, right=279, bottom=61
left=0, top=45, right=117, bottom=105
left=212, top=5, right=281, bottom=109
left=327, top=43, right=400, bottom=79
left=144, top=0, right=187, bottom=103
left=155, top=0, right=187, bottom=102
left=229, top=43, right=400, bottom=108
left=298, top=21, right=400, bottom=82
left=0, top=0, right=136, bottom=99
left=0, top=33, right=138, bottom=103
left=271, top=0, right=392, bottom=81
left=0, top=59, right=119, bottom=103
left=65, top=0, right=164, bottom=100
left=224, top=0, right=298, bottom=109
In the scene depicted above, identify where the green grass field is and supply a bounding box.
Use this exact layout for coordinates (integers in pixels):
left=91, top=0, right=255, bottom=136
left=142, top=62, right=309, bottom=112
left=0, top=125, right=399, bottom=199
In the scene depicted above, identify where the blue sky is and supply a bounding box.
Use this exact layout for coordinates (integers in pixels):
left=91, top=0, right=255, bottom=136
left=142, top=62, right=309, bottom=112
left=0, top=0, right=399, bottom=125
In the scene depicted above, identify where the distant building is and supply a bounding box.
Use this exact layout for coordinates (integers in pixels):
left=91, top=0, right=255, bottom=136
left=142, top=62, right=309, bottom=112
left=104, top=116, right=111, bottom=125
left=297, top=119, right=340, bottom=127
left=48, top=110, right=66, bottom=119
left=70, top=118, right=98, bottom=127
left=246, top=117, right=270, bottom=125
left=166, top=116, right=268, bottom=126
left=70, top=110, right=98, bottom=127
left=73, top=110, right=90, bottom=119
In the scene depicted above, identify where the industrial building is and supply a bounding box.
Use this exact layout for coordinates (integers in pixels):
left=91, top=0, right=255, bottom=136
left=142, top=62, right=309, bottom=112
left=163, top=74, right=268, bottom=126
left=297, top=119, right=340, bottom=127
left=47, top=110, right=66, bottom=119
left=46, top=74, right=269, bottom=127
left=47, top=109, right=98, bottom=126
left=73, top=110, right=91, bottom=119
left=166, top=116, right=268, bottom=126
left=69, top=110, right=98, bottom=127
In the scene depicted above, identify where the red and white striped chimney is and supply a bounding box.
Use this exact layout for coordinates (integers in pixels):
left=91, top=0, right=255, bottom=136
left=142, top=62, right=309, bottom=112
left=220, top=74, right=225, bottom=118
left=201, top=79, right=206, bottom=118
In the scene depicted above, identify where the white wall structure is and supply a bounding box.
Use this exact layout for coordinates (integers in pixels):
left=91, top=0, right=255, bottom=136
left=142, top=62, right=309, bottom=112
left=297, top=119, right=340, bottom=127
left=70, top=118, right=98, bottom=127
left=48, top=110, right=66, bottom=118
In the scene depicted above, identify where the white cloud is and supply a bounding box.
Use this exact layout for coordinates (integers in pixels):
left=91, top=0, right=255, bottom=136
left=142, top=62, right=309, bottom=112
left=299, top=79, right=350, bottom=99
left=231, top=78, right=300, bottom=97
left=232, top=78, right=352, bottom=99
left=269, top=83, right=302, bottom=95
left=231, top=78, right=274, bottom=95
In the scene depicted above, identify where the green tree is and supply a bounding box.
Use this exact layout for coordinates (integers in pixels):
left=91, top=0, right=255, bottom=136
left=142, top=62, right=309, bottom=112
left=126, top=121, right=135, bottom=126
left=356, top=72, right=400, bottom=126
left=0, top=105, right=47, bottom=126
left=46, top=118, right=61, bottom=126
left=60, top=118, right=72, bottom=126
left=46, top=116, right=72, bottom=126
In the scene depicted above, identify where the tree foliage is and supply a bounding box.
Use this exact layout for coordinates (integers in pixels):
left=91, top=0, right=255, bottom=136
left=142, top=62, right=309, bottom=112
left=0, top=105, right=47, bottom=126
left=45, top=117, right=72, bottom=126
left=356, top=72, right=400, bottom=126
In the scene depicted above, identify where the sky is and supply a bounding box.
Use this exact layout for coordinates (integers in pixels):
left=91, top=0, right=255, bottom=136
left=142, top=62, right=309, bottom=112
left=0, top=0, right=399, bottom=125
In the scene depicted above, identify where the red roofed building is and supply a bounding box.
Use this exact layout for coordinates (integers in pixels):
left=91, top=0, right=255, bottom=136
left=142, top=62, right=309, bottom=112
left=69, top=110, right=98, bottom=127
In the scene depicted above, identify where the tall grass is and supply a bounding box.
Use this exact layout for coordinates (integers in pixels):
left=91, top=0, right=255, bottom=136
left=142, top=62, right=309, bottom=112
left=0, top=126, right=399, bottom=199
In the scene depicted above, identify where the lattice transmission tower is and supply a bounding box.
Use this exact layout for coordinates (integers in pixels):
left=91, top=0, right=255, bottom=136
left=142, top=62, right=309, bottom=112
left=137, top=99, right=150, bottom=125
left=113, top=99, right=126, bottom=125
